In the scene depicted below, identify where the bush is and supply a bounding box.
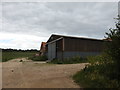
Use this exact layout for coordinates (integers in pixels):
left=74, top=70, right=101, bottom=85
left=73, top=55, right=120, bottom=88
left=87, top=53, right=113, bottom=65
left=73, top=64, right=119, bottom=88
left=49, top=56, right=88, bottom=64
left=72, top=16, right=120, bottom=89
left=28, top=55, right=47, bottom=61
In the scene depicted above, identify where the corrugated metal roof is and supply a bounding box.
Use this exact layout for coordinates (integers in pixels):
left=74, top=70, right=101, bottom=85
left=47, top=34, right=104, bottom=43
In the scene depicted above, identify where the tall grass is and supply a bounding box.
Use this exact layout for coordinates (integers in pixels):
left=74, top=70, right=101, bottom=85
left=73, top=54, right=119, bottom=88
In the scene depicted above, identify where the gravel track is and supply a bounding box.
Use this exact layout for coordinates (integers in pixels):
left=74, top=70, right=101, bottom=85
left=2, top=58, right=87, bottom=88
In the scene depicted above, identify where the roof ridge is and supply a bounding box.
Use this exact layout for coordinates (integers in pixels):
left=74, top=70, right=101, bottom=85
left=51, top=34, right=103, bottom=41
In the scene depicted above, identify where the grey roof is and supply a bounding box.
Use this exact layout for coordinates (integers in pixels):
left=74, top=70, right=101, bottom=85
left=47, top=34, right=104, bottom=43
left=53, top=34, right=103, bottom=40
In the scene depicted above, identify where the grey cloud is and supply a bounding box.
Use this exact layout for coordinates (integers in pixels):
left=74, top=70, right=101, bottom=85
left=2, top=2, right=118, bottom=38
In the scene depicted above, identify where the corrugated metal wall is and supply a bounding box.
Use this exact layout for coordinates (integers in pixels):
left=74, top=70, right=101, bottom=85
left=47, top=36, right=104, bottom=60
left=56, top=39, right=63, bottom=60
left=64, top=37, right=104, bottom=52
left=56, top=52, right=63, bottom=60
left=63, top=51, right=101, bottom=58
left=56, top=39, right=63, bottom=52
left=48, top=42, right=56, bottom=60
left=56, top=51, right=101, bottom=60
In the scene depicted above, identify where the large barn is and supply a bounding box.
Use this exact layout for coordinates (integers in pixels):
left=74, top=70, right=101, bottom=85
left=46, top=34, right=105, bottom=60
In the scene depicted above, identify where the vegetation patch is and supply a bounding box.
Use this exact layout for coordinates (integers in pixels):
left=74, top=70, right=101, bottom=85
left=73, top=54, right=119, bottom=88
left=73, top=63, right=119, bottom=88
left=49, top=56, right=88, bottom=64
left=28, top=55, right=47, bottom=61
left=73, top=15, right=120, bottom=89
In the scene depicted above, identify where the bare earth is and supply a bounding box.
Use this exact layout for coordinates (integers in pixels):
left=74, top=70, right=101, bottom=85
left=2, top=58, right=87, bottom=88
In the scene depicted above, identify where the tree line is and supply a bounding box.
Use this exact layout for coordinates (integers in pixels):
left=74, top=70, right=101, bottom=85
left=1, top=48, right=39, bottom=52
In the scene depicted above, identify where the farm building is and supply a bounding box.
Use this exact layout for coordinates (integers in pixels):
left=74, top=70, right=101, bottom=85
left=45, top=34, right=105, bottom=60
left=39, top=42, right=46, bottom=56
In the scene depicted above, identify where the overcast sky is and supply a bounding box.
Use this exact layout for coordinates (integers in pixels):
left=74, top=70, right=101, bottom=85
left=0, top=2, right=118, bottom=50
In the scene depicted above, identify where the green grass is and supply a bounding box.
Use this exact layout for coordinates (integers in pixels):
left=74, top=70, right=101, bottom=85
left=73, top=55, right=120, bottom=88
left=28, top=55, right=47, bottom=61
left=49, top=56, right=88, bottom=64
left=2, top=51, right=37, bottom=62
left=73, top=64, right=119, bottom=88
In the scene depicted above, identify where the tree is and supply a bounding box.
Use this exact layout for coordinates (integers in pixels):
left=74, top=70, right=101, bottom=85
left=105, top=15, right=120, bottom=81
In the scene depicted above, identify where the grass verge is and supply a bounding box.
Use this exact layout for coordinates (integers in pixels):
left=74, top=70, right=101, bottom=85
left=28, top=55, right=47, bottom=61
left=49, top=56, right=88, bottom=64
left=73, top=55, right=119, bottom=88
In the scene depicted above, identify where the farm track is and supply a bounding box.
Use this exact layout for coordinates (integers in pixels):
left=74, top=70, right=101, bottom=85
left=2, top=58, right=87, bottom=88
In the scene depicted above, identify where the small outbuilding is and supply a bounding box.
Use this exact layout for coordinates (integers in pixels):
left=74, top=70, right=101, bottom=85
left=39, top=42, right=46, bottom=56
left=46, top=34, right=105, bottom=60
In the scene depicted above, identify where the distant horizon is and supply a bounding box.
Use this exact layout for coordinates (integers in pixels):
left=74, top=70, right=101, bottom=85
left=1, top=48, right=39, bottom=51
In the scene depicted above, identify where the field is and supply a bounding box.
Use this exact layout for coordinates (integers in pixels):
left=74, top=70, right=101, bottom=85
left=2, top=51, right=37, bottom=62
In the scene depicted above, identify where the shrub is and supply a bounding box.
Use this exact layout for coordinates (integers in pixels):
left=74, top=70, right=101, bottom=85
left=87, top=53, right=113, bottom=65
left=73, top=63, right=119, bottom=88
left=72, top=15, right=120, bottom=89
left=73, top=54, right=120, bottom=88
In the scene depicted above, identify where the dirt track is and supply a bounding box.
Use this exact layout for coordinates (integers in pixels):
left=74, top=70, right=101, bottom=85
left=2, top=58, right=87, bottom=88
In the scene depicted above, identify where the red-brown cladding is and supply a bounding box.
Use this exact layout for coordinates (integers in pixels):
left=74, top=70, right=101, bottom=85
left=64, top=37, right=104, bottom=52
